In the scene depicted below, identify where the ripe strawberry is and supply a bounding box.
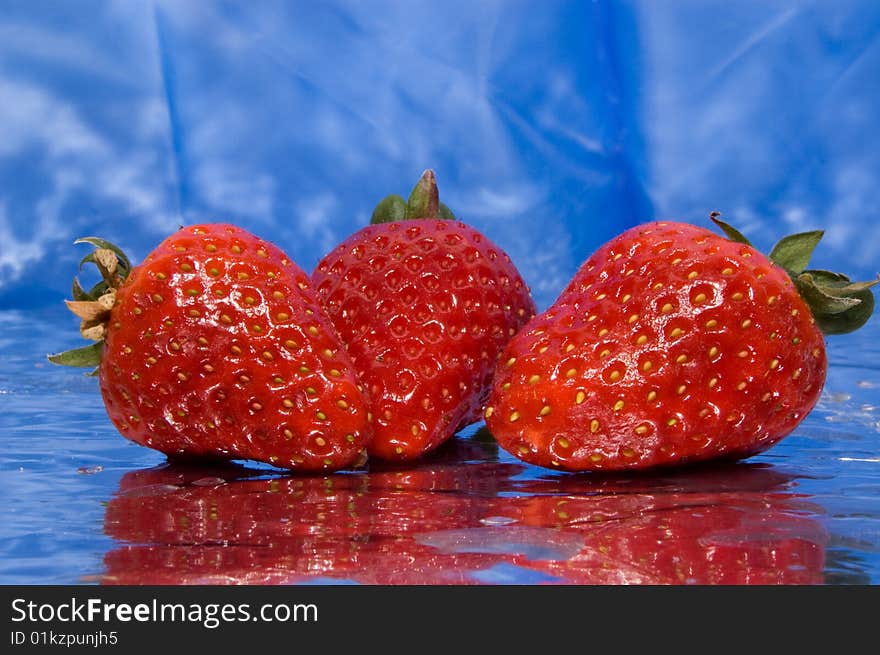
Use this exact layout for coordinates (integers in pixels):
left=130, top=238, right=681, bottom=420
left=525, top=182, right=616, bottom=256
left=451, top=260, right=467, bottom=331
left=49, top=224, right=371, bottom=471
left=313, top=171, right=536, bottom=460
left=486, top=216, right=877, bottom=471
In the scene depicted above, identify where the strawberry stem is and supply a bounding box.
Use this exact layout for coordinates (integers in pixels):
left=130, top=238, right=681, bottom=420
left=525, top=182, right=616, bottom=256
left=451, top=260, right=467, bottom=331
left=370, top=170, right=456, bottom=224
left=370, top=195, right=407, bottom=224
left=405, top=170, right=440, bottom=219
left=709, top=212, right=877, bottom=335
left=49, top=238, right=133, bottom=370
left=709, top=212, right=751, bottom=245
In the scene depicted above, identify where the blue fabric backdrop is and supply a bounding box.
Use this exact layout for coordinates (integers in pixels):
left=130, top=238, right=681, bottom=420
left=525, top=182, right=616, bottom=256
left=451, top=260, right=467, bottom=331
left=0, top=0, right=877, bottom=311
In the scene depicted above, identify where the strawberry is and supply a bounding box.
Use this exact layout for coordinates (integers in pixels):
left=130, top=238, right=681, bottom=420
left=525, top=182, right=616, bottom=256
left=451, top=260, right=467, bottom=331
left=312, top=171, right=536, bottom=460
left=486, top=216, right=877, bottom=472
left=49, top=224, right=371, bottom=471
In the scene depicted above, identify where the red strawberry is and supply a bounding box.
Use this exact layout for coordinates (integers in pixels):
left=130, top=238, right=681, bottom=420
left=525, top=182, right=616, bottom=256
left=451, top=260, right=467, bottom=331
left=49, top=224, right=371, bottom=471
left=486, top=216, right=876, bottom=471
left=313, top=171, right=536, bottom=460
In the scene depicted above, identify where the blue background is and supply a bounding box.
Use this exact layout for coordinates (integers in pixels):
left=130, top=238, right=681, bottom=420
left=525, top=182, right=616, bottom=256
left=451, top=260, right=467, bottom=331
left=0, top=0, right=877, bottom=311
left=1, top=1, right=879, bottom=585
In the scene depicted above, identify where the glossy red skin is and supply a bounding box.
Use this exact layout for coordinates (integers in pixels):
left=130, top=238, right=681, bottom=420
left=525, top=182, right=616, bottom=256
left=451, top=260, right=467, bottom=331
left=313, top=219, right=536, bottom=460
left=99, top=224, right=371, bottom=471
left=487, top=221, right=827, bottom=471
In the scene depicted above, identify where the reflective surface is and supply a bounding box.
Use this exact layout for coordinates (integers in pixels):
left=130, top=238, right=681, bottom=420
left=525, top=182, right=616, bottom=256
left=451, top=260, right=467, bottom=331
left=2, top=1, right=879, bottom=584
left=2, top=307, right=878, bottom=584
left=101, top=450, right=825, bottom=585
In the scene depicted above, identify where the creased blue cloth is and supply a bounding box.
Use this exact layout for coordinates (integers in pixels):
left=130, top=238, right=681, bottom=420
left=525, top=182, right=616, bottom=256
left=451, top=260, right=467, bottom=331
left=0, top=0, right=877, bottom=311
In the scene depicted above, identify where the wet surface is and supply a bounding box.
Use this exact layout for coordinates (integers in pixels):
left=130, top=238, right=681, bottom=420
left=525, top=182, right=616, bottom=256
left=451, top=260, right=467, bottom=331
left=2, top=307, right=878, bottom=584
left=2, top=2, right=879, bottom=586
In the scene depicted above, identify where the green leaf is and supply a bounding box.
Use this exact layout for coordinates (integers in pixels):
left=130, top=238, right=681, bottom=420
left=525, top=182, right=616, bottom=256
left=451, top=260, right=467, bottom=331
left=405, top=169, right=441, bottom=219
left=72, top=277, right=90, bottom=301
left=801, top=269, right=850, bottom=284
left=804, top=269, right=880, bottom=295
left=78, top=251, right=129, bottom=278
left=709, top=212, right=752, bottom=246
left=794, top=275, right=861, bottom=315
left=370, top=194, right=407, bottom=224
left=769, top=230, right=824, bottom=274
left=72, top=276, right=111, bottom=302
left=796, top=271, right=878, bottom=335
left=814, top=293, right=875, bottom=335
left=78, top=251, right=97, bottom=272
left=370, top=170, right=455, bottom=224
left=47, top=342, right=103, bottom=368
left=439, top=202, right=456, bottom=220
left=86, top=280, right=110, bottom=299
left=75, top=236, right=132, bottom=273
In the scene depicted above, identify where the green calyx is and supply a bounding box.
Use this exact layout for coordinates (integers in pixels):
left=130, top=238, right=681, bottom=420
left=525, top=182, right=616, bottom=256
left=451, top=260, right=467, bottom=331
left=370, top=169, right=456, bottom=224
left=710, top=212, right=877, bottom=335
left=48, top=237, right=132, bottom=371
left=47, top=342, right=104, bottom=370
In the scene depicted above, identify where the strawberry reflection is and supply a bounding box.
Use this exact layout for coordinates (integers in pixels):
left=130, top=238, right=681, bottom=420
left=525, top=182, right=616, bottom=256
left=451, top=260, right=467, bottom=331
left=102, top=438, right=522, bottom=584
left=487, top=494, right=826, bottom=585
left=102, top=439, right=827, bottom=584
left=480, top=464, right=827, bottom=584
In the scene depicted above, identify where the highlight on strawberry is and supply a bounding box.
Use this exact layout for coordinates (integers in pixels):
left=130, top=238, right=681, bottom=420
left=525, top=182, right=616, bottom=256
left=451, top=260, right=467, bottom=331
left=312, top=170, right=537, bottom=461
left=485, top=214, right=877, bottom=472
left=49, top=224, right=372, bottom=472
